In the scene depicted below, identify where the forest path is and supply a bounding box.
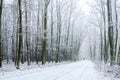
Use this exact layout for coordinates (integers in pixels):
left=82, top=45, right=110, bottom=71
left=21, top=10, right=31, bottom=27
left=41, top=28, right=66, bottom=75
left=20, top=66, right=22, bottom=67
left=0, top=60, right=108, bottom=80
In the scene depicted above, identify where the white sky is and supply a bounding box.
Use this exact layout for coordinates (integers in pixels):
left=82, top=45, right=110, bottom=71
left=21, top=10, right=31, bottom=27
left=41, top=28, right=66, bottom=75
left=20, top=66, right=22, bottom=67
left=77, top=0, right=90, bottom=15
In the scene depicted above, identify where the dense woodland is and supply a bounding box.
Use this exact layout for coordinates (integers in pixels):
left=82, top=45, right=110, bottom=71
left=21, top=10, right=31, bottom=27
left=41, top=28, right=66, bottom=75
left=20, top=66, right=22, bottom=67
left=0, top=0, right=120, bottom=69
left=88, top=0, right=120, bottom=66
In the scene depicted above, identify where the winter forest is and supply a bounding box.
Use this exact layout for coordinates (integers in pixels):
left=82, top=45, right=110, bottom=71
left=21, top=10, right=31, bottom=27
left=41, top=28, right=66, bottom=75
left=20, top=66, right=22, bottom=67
left=0, top=0, right=120, bottom=80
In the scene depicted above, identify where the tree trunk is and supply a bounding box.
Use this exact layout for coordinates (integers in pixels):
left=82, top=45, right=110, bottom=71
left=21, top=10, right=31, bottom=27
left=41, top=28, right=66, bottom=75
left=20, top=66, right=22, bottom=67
left=16, top=0, right=23, bottom=69
left=0, top=0, right=3, bottom=68
left=118, top=46, right=120, bottom=65
left=42, top=0, right=49, bottom=64
left=35, top=0, right=40, bottom=64
left=50, top=0, right=54, bottom=62
left=107, top=0, right=114, bottom=66
left=114, top=0, right=118, bottom=65
left=56, top=0, right=61, bottom=63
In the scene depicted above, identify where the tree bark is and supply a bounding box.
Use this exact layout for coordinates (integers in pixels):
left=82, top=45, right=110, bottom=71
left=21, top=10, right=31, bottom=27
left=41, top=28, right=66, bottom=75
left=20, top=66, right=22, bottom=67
left=0, top=0, right=3, bottom=68
left=42, top=0, right=50, bottom=64
left=16, top=0, right=23, bottom=69
left=107, top=0, right=114, bottom=66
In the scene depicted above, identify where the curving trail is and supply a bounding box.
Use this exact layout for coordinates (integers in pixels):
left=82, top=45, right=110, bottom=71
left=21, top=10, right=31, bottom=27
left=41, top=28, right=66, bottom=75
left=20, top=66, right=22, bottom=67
left=0, top=60, right=109, bottom=80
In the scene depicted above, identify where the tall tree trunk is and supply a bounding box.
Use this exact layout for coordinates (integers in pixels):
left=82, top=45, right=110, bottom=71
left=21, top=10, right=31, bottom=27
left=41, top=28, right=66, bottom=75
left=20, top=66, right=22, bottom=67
left=50, top=0, right=54, bottom=62
left=107, top=0, right=114, bottom=66
left=102, top=6, right=108, bottom=63
left=71, top=20, right=74, bottom=61
left=66, top=7, right=72, bottom=57
left=42, top=9, right=47, bottom=64
left=56, top=0, right=61, bottom=63
left=16, top=0, right=23, bottom=69
left=24, top=0, right=30, bottom=65
left=35, top=0, right=40, bottom=64
left=114, top=0, right=118, bottom=65
left=11, top=4, right=17, bottom=63
left=118, top=46, right=120, bottom=65
left=42, top=0, right=50, bottom=65
left=100, top=27, right=103, bottom=61
left=0, top=0, right=3, bottom=68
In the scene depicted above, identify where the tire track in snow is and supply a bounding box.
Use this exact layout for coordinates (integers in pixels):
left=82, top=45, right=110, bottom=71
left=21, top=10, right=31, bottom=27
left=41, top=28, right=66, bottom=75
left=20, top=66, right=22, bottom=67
left=0, top=62, right=72, bottom=80
left=51, top=61, right=90, bottom=80
left=0, top=60, right=108, bottom=80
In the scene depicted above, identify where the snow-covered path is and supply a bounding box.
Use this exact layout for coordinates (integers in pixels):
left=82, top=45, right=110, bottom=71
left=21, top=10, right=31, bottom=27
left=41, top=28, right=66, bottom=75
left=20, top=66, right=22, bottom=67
left=0, top=60, right=107, bottom=80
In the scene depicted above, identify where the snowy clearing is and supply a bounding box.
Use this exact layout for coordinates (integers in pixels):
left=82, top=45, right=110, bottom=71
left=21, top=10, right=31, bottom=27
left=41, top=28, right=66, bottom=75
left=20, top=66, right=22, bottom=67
left=0, top=60, right=118, bottom=80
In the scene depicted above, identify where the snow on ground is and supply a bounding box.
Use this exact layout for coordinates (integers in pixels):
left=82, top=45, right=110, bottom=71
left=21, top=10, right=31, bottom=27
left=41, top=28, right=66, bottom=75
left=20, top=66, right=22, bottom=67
left=0, top=60, right=120, bottom=80
left=0, top=61, right=69, bottom=73
left=105, top=65, right=120, bottom=79
left=96, top=62, right=120, bottom=80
